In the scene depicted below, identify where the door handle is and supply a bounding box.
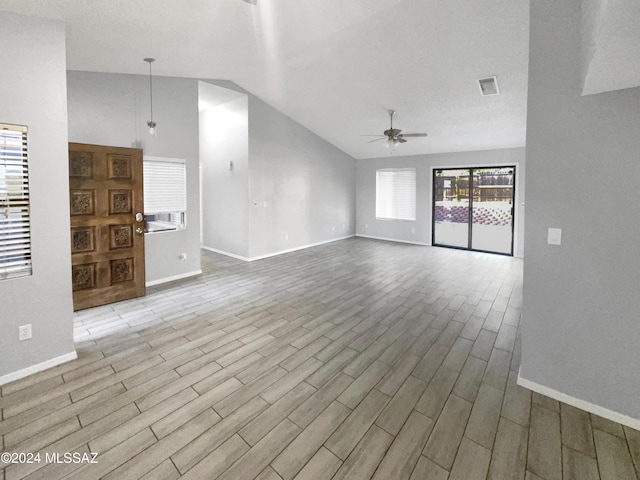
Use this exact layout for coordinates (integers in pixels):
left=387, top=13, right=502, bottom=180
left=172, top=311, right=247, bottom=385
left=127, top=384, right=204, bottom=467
left=135, top=227, right=144, bottom=235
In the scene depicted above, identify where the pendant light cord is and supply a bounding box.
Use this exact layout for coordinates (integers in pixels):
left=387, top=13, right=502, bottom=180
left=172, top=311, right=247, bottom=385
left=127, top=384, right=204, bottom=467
left=144, top=57, right=156, bottom=130
left=148, top=60, right=154, bottom=124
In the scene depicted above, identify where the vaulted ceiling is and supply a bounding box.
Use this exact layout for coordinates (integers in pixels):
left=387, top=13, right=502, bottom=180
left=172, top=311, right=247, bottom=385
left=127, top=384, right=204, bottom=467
left=581, top=0, right=640, bottom=96
left=1, top=0, right=637, bottom=159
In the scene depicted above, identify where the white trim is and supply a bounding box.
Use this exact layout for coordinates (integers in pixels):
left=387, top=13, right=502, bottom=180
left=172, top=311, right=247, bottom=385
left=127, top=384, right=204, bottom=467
left=203, top=235, right=356, bottom=262
left=249, top=235, right=355, bottom=261
left=0, top=351, right=77, bottom=386
left=202, top=246, right=251, bottom=262
left=517, top=371, right=640, bottom=431
left=145, top=270, right=202, bottom=287
left=356, top=234, right=430, bottom=247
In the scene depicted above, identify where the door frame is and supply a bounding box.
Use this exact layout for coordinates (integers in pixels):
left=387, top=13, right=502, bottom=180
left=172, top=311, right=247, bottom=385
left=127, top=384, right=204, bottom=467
left=430, top=163, right=519, bottom=256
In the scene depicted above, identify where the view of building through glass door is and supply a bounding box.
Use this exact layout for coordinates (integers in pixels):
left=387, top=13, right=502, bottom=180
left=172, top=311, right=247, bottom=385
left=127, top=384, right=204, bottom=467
left=433, top=166, right=515, bottom=255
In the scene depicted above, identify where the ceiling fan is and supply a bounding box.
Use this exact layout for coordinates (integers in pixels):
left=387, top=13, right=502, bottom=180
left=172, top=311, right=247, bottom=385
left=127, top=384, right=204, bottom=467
left=362, top=110, right=428, bottom=149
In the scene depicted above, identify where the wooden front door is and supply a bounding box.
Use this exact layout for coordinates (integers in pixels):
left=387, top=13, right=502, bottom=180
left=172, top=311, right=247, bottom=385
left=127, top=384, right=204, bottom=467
left=68, top=143, right=146, bottom=311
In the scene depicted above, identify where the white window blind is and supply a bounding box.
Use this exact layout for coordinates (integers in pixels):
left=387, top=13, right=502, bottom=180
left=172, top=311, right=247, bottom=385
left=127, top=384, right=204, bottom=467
left=143, top=158, right=187, bottom=213
left=143, top=157, right=187, bottom=232
left=0, top=124, right=32, bottom=280
left=376, top=168, right=416, bottom=221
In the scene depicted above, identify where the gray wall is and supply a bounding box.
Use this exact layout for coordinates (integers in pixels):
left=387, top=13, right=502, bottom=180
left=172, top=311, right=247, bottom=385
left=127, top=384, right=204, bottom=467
left=521, top=0, right=640, bottom=420
left=67, top=71, right=202, bottom=283
left=356, top=148, right=526, bottom=257
left=198, top=81, right=356, bottom=260
left=200, top=86, right=250, bottom=258
left=248, top=97, right=356, bottom=258
left=0, top=13, right=75, bottom=379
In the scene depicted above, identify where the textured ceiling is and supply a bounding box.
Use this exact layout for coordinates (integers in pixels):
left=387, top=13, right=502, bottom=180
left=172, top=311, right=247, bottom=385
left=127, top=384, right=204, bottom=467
left=581, top=0, right=640, bottom=96
left=1, top=0, right=531, bottom=159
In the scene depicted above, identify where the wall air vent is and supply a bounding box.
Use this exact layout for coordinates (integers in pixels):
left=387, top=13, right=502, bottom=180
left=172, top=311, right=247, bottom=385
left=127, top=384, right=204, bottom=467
left=477, top=76, right=499, bottom=96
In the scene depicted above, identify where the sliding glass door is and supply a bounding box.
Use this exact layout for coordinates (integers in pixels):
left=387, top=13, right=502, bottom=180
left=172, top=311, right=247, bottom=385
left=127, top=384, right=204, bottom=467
left=433, top=169, right=471, bottom=248
left=433, top=166, right=515, bottom=255
left=470, top=167, right=515, bottom=254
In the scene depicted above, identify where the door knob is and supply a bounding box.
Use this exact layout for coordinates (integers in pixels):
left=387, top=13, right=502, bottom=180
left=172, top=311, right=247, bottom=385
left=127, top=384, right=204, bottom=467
left=135, top=227, right=144, bottom=235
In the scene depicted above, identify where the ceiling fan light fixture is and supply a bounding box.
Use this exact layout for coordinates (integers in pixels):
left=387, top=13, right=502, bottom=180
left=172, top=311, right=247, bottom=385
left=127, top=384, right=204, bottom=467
left=363, top=110, right=427, bottom=150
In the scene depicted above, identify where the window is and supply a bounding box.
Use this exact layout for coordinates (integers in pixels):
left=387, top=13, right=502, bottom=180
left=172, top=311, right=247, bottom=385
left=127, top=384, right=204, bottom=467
left=143, top=157, right=187, bottom=233
left=376, top=168, right=416, bottom=221
left=1, top=124, right=31, bottom=280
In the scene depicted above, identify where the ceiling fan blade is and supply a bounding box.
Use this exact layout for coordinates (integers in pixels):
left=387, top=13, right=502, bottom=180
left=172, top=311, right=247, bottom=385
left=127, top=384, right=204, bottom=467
left=368, top=111, right=427, bottom=146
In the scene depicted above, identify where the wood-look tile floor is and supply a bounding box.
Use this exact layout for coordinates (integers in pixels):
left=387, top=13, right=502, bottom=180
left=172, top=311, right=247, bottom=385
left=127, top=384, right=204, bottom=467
left=1, top=238, right=639, bottom=480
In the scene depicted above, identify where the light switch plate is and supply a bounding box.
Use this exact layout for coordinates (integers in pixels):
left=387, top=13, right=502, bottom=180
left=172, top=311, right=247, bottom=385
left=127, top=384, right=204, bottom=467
left=548, top=228, right=562, bottom=245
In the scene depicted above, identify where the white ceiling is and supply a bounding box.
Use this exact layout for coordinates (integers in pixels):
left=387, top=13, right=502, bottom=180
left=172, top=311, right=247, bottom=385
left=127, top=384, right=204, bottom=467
left=581, top=0, right=640, bottom=96
left=2, top=0, right=532, bottom=158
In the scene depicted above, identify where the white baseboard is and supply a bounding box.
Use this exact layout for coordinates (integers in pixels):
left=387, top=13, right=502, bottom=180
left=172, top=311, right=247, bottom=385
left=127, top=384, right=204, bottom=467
left=356, top=234, right=430, bottom=247
left=517, top=371, right=640, bottom=431
left=146, top=270, right=202, bottom=287
left=0, top=351, right=78, bottom=386
left=202, top=246, right=251, bottom=261
left=203, top=235, right=356, bottom=262
left=249, top=235, right=356, bottom=261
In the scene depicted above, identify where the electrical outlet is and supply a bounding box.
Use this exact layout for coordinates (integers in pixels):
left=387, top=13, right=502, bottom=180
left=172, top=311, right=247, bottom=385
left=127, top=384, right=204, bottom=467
left=19, top=324, right=32, bottom=341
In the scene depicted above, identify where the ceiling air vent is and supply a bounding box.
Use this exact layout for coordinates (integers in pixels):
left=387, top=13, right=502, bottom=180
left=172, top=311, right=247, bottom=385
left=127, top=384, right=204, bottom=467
left=478, top=76, right=499, bottom=96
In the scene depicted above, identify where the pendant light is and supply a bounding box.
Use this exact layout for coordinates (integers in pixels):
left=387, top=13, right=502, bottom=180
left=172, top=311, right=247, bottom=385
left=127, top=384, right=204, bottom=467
left=144, top=58, right=157, bottom=136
